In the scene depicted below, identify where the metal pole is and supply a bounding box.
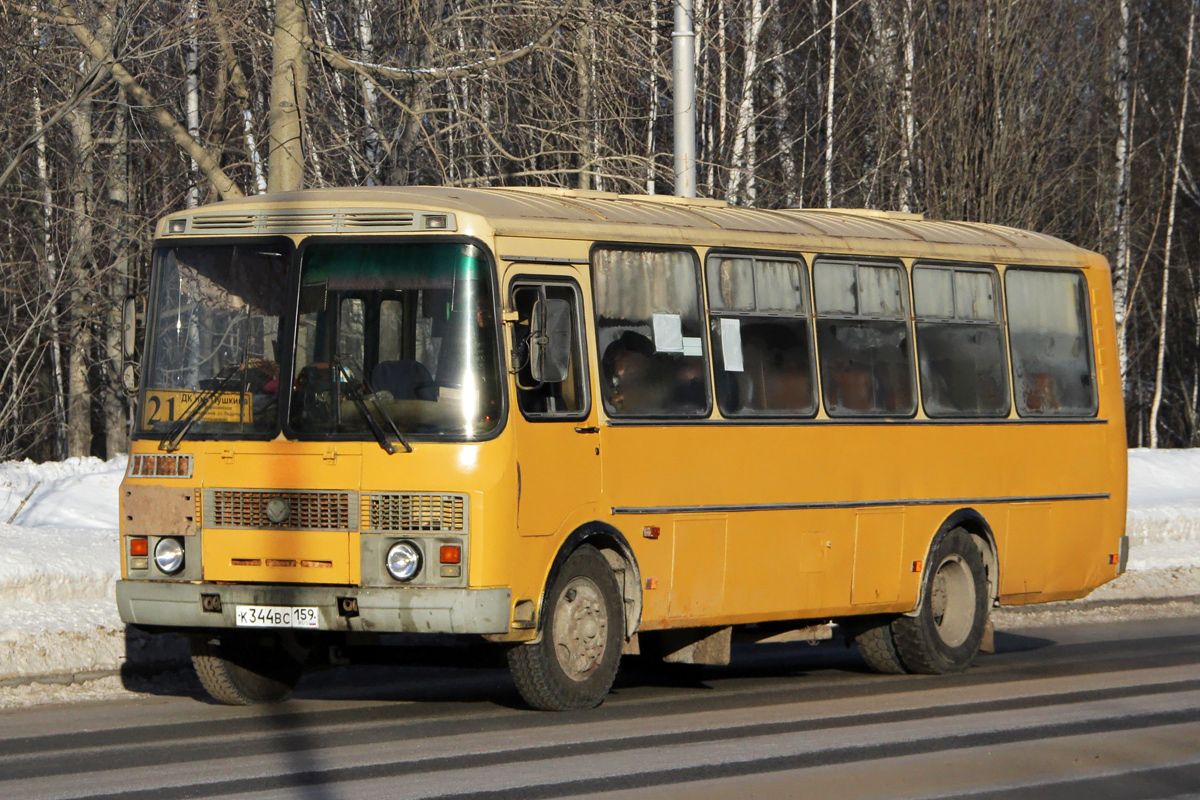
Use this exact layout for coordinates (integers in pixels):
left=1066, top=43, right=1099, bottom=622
left=673, top=0, right=697, bottom=197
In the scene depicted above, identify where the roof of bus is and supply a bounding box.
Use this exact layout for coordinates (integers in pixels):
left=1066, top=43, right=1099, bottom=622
left=164, top=186, right=1104, bottom=270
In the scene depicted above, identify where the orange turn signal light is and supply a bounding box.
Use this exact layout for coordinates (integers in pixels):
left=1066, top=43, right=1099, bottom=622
left=912, top=560, right=924, bottom=573
left=439, top=545, right=461, bottom=564
left=1109, top=553, right=1119, bottom=565
left=130, top=537, right=149, bottom=557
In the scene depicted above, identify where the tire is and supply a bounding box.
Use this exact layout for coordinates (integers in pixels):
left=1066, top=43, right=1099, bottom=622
left=891, top=528, right=989, bottom=674
left=507, top=545, right=624, bottom=711
left=853, top=617, right=909, bottom=674
left=190, top=631, right=305, bottom=705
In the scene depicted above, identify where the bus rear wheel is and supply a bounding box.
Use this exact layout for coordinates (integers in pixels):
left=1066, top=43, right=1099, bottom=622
left=507, top=545, right=624, bottom=711
left=190, top=631, right=305, bottom=705
left=891, top=529, right=988, bottom=674
left=853, top=618, right=909, bottom=674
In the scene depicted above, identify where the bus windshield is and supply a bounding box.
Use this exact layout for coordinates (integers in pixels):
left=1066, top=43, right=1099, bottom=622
left=139, top=244, right=290, bottom=439
left=288, top=241, right=502, bottom=440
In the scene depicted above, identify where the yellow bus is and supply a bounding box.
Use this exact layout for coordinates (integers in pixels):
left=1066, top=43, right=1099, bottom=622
left=117, top=187, right=1127, bottom=710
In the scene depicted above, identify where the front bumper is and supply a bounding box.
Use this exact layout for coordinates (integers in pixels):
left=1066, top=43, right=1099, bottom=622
left=116, top=580, right=512, bottom=635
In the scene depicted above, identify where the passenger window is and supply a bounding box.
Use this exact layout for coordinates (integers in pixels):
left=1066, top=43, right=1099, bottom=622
left=814, top=259, right=915, bottom=417
left=912, top=265, right=1010, bottom=418
left=1006, top=268, right=1097, bottom=416
left=593, top=247, right=709, bottom=417
left=707, top=254, right=817, bottom=417
left=511, top=282, right=589, bottom=418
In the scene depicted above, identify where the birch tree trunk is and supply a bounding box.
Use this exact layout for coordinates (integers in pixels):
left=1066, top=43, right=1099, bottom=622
left=702, top=0, right=716, bottom=192
left=1148, top=0, right=1195, bottom=449
left=899, top=0, right=915, bottom=213
left=772, top=20, right=796, bottom=207
left=647, top=0, right=659, bottom=194
left=211, top=6, right=267, bottom=193
left=312, top=2, right=359, bottom=184
left=451, top=8, right=473, bottom=186
left=32, top=18, right=67, bottom=460
left=103, top=88, right=131, bottom=457
left=728, top=0, right=764, bottom=205
left=185, top=0, right=201, bottom=208
left=574, top=0, right=596, bottom=190
left=825, top=0, right=838, bottom=207
left=65, top=98, right=94, bottom=458
left=868, top=0, right=897, bottom=205
left=356, top=0, right=383, bottom=184
left=267, top=0, right=309, bottom=193
left=717, top=0, right=728, bottom=191
left=1113, top=0, right=1133, bottom=381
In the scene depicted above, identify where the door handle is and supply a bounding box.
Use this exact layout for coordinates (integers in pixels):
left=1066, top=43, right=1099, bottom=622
left=574, top=426, right=599, bottom=434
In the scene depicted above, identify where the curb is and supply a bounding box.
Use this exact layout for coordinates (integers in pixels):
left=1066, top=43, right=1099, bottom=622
left=0, top=659, right=191, bottom=691
left=994, top=593, right=1200, bottom=617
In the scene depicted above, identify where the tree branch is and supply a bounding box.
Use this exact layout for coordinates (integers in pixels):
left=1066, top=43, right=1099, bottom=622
left=0, top=62, right=105, bottom=191
left=8, top=0, right=245, bottom=199
left=309, top=5, right=574, bottom=82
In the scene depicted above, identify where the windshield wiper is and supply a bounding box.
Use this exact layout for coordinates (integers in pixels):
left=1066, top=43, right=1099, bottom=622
left=335, top=357, right=412, bottom=454
left=159, top=365, right=242, bottom=452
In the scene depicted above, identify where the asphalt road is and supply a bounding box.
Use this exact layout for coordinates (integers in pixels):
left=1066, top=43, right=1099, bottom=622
left=1, top=614, right=1198, bottom=800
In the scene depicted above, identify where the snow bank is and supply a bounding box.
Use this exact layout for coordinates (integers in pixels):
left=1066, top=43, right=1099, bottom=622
left=0, top=450, right=1196, bottom=692
left=0, top=457, right=133, bottom=685
left=1127, top=449, right=1200, bottom=564
left=0, top=457, right=125, bottom=610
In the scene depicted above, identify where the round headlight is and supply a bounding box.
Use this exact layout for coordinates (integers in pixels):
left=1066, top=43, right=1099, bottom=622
left=386, top=541, right=422, bottom=582
left=154, top=537, right=185, bottom=574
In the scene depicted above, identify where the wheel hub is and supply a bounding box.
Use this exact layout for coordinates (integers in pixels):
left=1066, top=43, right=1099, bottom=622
left=552, top=576, right=608, bottom=681
left=931, top=554, right=976, bottom=647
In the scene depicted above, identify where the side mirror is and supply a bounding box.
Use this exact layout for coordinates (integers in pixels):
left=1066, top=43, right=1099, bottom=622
left=529, top=298, right=571, bottom=384
left=121, top=295, right=140, bottom=393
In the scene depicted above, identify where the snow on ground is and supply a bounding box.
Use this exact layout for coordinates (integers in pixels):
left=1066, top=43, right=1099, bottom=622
left=0, top=457, right=125, bottom=617
left=1127, top=448, right=1200, bottom=567
left=0, top=449, right=1197, bottom=706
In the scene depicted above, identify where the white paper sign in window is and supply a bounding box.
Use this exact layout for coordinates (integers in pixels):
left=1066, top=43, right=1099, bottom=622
left=652, top=312, right=684, bottom=353
left=720, top=317, right=744, bottom=372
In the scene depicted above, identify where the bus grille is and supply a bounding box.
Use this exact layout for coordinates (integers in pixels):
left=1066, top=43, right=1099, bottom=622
left=364, top=493, right=467, bottom=532
left=204, top=489, right=357, bottom=531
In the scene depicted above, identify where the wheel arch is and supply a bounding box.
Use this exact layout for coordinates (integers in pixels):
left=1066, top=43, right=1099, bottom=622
left=537, top=522, right=643, bottom=641
left=907, top=508, right=998, bottom=617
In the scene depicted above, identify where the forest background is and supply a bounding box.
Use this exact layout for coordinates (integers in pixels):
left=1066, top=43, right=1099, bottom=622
left=0, top=0, right=1196, bottom=461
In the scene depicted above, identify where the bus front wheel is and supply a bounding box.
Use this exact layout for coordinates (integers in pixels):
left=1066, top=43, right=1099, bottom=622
left=190, top=631, right=305, bottom=705
left=891, top=528, right=989, bottom=674
left=507, top=545, right=624, bottom=711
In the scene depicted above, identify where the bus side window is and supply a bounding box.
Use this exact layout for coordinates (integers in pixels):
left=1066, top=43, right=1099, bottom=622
left=707, top=255, right=817, bottom=417
left=593, top=248, right=710, bottom=417
left=512, top=283, right=588, bottom=417
left=1005, top=268, right=1098, bottom=417
left=813, top=259, right=916, bottom=417
left=912, top=265, right=1010, bottom=417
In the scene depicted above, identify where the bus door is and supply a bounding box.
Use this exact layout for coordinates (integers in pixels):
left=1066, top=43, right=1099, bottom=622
left=507, top=277, right=601, bottom=537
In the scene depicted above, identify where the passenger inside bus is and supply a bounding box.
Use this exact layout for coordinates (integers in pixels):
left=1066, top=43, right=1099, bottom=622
left=370, top=359, right=437, bottom=401
left=602, top=331, right=663, bottom=414
left=602, top=334, right=707, bottom=416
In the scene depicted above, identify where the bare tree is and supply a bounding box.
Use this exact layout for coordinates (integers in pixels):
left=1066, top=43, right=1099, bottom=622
left=1149, top=0, right=1195, bottom=448
left=825, top=0, right=837, bottom=207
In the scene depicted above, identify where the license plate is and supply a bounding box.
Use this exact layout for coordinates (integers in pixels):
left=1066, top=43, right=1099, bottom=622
left=234, top=605, right=321, bottom=629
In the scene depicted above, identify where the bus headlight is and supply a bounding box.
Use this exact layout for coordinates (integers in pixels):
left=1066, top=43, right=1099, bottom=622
left=154, top=537, right=185, bottom=574
left=385, top=541, right=422, bottom=582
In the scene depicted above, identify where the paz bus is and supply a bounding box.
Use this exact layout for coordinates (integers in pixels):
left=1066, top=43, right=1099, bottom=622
left=117, top=187, right=1127, bottom=710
